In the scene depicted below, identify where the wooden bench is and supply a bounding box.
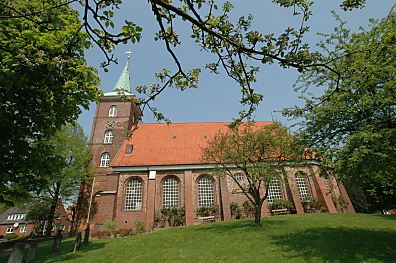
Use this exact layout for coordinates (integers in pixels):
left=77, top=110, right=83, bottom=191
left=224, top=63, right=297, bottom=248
left=271, top=208, right=288, bottom=216
left=197, top=216, right=215, bottom=223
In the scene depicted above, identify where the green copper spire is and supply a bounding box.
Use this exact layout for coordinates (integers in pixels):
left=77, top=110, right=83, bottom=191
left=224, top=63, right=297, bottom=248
left=113, top=61, right=131, bottom=92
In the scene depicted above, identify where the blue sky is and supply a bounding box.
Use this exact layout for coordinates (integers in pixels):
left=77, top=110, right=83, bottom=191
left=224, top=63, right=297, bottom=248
left=78, top=1, right=394, bottom=136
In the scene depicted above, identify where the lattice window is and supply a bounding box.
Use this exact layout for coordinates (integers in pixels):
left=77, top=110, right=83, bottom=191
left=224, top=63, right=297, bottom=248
left=104, top=130, right=114, bottom=144
left=296, top=174, right=309, bottom=200
left=20, top=225, right=27, bottom=233
left=100, top=152, right=110, bottom=167
left=108, top=105, right=117, bottom=117
left=125, top=179, right=142, bottom=211
left=162, top=177, right=179, bottom=208
left=267, top=179, right=283, bottom=204
left=197, top=176, right=214, bottom=207
left=234, top=173, right=244, bottom=182
left=6, top=227, right=13, bottom=233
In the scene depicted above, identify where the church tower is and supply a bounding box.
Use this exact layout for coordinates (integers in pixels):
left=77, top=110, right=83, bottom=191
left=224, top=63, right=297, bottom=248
left=85, top=57, right=142, bottom=228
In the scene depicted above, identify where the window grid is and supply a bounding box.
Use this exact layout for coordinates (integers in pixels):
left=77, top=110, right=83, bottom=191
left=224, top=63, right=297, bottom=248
left=162, top=177, right=179, bottom=208
left=104, top=130, right=114, bottom=144
left=267, top=179, right=283, bottom=204
left=108, top=106, right=117, bottom=117
left=234, top=173, right=244, bottom=182
left=125, top=179, right=142, bottom=211
left=6, top=227, right=13, bottom=233
left=198, top=176, right=214, bottom=207
left=100, top=153, right=110, bottom=167
left=296, top=175, right=309, bottom=200
left=20, top=225, right=27, bottom=233
left=7, top=214, right=25, bottom=221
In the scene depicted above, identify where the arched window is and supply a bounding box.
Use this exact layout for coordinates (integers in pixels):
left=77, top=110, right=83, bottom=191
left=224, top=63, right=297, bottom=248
left=125, top=178, right=142, bottom=211
left=104, top=130, right=114, bottom=144
left=100, top=152, right=110, bottom=167
left=267, top=179, right=283, bottom=204
left=197, top=176, right=214, bottom=207
left=162, top=177, right=179, bottom=208
left=295, top=173, right=309, bottom=200
left=234, top=173, right=244, bottom=182
left=108, top=105, right=117, bottom=117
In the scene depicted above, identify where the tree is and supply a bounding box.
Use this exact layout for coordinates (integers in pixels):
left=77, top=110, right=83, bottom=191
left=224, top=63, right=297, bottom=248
left=0, top=0, right=100, bottom=203
left=202, top=122, right=303, bottom=228
left=29, top=123, right=91, bottom=236
left=283, top=10, right=396, bottom=211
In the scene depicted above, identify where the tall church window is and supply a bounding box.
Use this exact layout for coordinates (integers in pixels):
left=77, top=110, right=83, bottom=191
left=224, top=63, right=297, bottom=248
left=296, top=173, right=309, bottom=200
left=108, top=105, right=117, bottom=117
left=197, top=176, right=214, bottom=207
left=125, top=178, right=142, bottom=211
left=162, top=177, right=179, bottom=208
left=100, top=152, right=110, bottom=167
left=267, top=179, right=283, bottom=204
left=104, top=130, right=114, bottom=144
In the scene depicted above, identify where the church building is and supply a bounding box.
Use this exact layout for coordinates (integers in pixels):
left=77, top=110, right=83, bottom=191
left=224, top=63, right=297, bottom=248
left=83, top=61, right=355, bottom=233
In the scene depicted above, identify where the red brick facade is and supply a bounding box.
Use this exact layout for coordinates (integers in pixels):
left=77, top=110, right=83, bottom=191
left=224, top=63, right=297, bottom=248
left=81, top=94, right=355, bottom=233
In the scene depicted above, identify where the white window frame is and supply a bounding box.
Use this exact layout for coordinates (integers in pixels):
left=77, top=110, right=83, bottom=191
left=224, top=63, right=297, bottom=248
left=234, top=173, right=244, bottom=182
left=162, top=177, right=179, bottom=208
left=197, top=176, right=215, bottom=207
left=108, top=105, right=117, bottom=117
left=125, top=179, right=143, bottom=211
left=6, top=227, right=14, bottom=233
left=100, top=152, right=110, bottom=167
left=104, top=130, right=114, bottom=144
left=267, top=179, right=283, bottom=204
left=20, top=225, right=27, bottom=233
left=296, top=174, right=310, bottom=200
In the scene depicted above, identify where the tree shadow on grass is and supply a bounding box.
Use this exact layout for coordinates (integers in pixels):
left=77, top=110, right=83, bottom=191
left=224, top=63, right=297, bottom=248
left=271, top=227, right=396, bottom=263
left=373, top=214, right=396, bottom=221
left=32, top=238, right=108, bottom=263
left=189, top=218, right=288, bottom=234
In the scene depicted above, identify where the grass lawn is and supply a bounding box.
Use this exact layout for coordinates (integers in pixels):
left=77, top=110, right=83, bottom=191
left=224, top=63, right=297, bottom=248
left=2, top=213, right=396, bottom=263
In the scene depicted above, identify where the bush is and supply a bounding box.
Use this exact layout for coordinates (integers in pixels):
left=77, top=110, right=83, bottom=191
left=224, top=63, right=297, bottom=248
left=230, top=202, right=242, bottom=219
left=269, top=199, right=294, bottom=211
left=118, top=229, right=133, bottom=237
left=302, top=198, right=322, bottom=213
left=103, top=220, right=117, bottom=235
left=158, top=207, right=185, bottom=227
left=332, top=195, right=348, bottom=212
left=242, top=200, right=255, bottom=218
left=196, top=205, right=219, bottom=217
left=135, top=219, right=146, bottom=234
left=5, top=233, right=18, bottom=240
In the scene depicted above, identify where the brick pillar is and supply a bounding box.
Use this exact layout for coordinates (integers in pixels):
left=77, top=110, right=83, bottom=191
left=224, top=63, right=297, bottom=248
left=311, top=173, right=337, bottom=213
left=220, top=176, right=231, bottom=221
left=184, top=170, right=194, bottom=226
left=145, top=177, right=156, bottom=231
left=338, top=182, right=356, bottom=213
left=286, top=175, right=304, bottom=214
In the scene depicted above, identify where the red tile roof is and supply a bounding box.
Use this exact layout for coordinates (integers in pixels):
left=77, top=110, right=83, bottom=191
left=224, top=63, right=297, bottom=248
left=111, top=122, right=272, bottom=167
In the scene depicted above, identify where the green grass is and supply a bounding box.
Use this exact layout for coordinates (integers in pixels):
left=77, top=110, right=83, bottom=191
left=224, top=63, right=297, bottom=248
left=3, top=214, right=396, bottom=263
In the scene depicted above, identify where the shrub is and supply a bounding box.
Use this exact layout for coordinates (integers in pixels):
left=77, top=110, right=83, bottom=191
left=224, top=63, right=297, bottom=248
left=230, top=202, right=242, bottom=219
left=5, top=233, right=18, bottom=240
left=159, top=207, right=185, bottom=227
left=332, top=195, right=348, bottom=212
left=118, top=229, right=133, bottom=237
left=135, top=219, right=146, bottom=234
left=103, top=220, right=117, bottom=235
left=269, top=199, right=294, bottom=211
left=0, top=235, right=4, bottom=239
left=242, top=200, right=255, bottom=218
left=302, top=198, right=322, bottom=213
left=196, top=205, right=219, bottom=217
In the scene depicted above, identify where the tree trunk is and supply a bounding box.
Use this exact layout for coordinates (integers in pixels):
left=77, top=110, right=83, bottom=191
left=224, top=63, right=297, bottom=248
left=46, top=181, right=61, bottom=237
left=254, top=199, right=263, bottom=228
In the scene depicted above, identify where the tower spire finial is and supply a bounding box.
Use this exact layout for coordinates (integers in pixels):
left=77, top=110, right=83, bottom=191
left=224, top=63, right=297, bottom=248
left=126, top=49, right=132, bottom=60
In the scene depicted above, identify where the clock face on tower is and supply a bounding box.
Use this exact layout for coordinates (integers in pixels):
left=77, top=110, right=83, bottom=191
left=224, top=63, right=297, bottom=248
left=106, top=121, right=115, bottom=128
